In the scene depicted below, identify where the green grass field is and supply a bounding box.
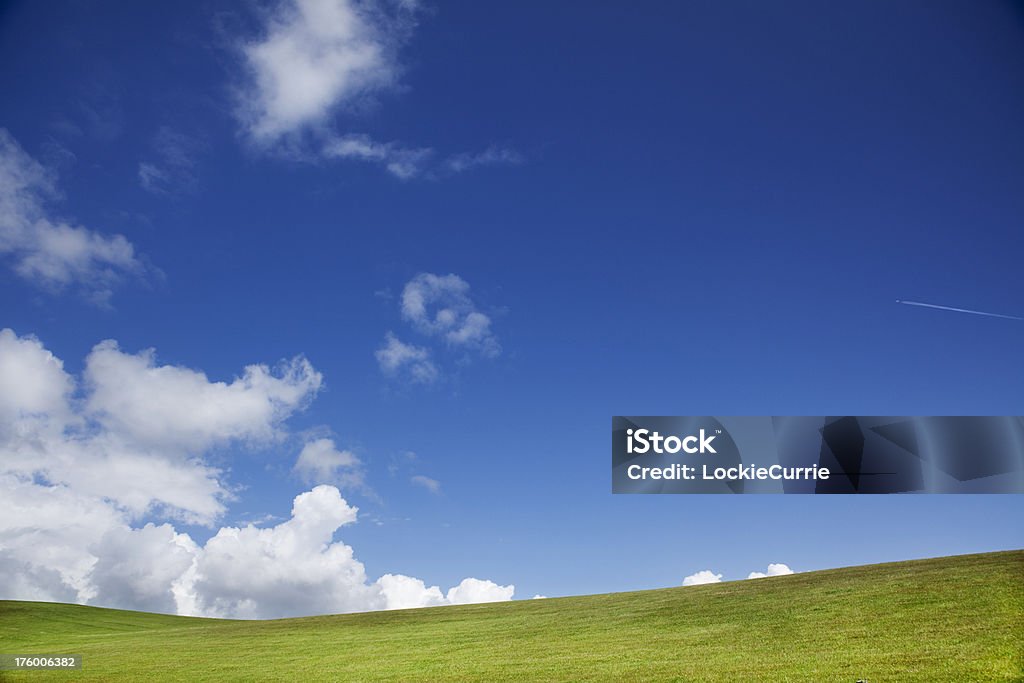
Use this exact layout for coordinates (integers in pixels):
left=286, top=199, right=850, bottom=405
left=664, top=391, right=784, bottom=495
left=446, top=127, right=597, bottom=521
left=1, top=550, right=1021, bottom=682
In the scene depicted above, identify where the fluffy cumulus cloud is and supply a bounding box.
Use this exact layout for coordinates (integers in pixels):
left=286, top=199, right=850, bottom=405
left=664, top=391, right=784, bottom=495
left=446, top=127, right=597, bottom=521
left=0, top=474, right=126, bottom=603
left=0, top=328, right=320, bottom=602
left=376, top=573, right=446, bottom=610
left=0, top=129, right=145, bottom=302
left=0, top=330, right=267, bottom=525
left=747, top=563, right=795, bottom=580
left=84, top=340, right=322, bottom=455
left=0, top=329, right=515, bottom=618
left=188, top=487, right=514, bottom=618
left=682, top=570, right=723, bottom=586
left=187, top=485, right=378, bottom=618
left=237, top=0, right=412, bottom=145
left=446, top=578, right=516, bottom=605
left=0, top=327, right=74, bottom=424
left=233, top=0, right=519, bottom=178
left=401, top=273, right=499, bottom=356
left=375, top=332, right=438, bottom=383
left=88, top=524, right=199, bottom=614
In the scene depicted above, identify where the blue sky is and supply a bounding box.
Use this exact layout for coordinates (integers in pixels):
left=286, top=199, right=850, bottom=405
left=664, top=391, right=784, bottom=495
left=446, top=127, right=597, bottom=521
left=0, top=0, right=1021, bottom=616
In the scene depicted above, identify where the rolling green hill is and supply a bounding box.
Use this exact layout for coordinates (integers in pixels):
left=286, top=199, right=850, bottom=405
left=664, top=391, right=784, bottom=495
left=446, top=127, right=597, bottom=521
left=1, top=550, right=1021, bottom=682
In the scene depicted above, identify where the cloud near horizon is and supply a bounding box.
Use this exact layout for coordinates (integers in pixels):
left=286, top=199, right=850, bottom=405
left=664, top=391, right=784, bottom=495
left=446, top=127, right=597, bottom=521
left=683, top=563, right=796, bottom=585
left=0, top=328, right=514, bottom=618
left=682, top=570, right=723, bottom=586
left=747, top=563, right=795, bottom=579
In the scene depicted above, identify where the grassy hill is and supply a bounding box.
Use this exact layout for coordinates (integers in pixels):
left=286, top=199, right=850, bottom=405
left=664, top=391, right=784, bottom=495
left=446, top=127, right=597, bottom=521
left=1, top=550, right=1021, bottom=682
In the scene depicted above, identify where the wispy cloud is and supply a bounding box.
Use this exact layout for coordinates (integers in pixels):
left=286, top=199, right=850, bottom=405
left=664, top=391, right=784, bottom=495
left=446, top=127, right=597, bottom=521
left=138, top=127, right=201, bottom=195
left=0, top=128, right=147, bottom=304
left=375, top=332, right=439, bottom=383
left=445, top=146, right=523, bottom=174
left=376, top=273, right=501, bottom=384
left=323, top=134, right=432, bottom=180
left=401, top=273, right=500, bottom=356
left=410, top=474, right=441, bottom=494
left=896, top=299, right=1022, bottom=321
left=293, top=437, right=366, bottom=492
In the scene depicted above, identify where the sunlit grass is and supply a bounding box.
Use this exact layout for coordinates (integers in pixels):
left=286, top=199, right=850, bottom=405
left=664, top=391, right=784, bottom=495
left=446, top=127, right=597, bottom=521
left=1, top=550, right=1021, bottom=681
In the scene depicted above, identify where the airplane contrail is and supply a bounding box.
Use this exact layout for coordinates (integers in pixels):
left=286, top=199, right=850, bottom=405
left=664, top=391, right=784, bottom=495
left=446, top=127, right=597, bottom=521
left=896, top=299, right=1022, bottom=321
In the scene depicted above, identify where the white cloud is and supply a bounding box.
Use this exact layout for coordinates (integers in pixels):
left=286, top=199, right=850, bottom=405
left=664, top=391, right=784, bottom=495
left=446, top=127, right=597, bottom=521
left=323, top=134, right=432, bottom=180
left=0, top=479, right=515, bottom=617
left=322, top=135, right=520, bottom=179
left=401, top=273, right=499, bottom=356
left=0, top=328, right=322, bottom=529
left=237, top=0, right=413, bottom=144
left=0, top=552, right=79, bottom=604
left=187, top=485, right=378, bottom=618
left=84, top=339, right=322, bottom=454
left=321, top=138, right=522, bottom=180
left=531, top=594, right=548, bottom=600
left=0, top=474, right=126, bottom=603
left=376, top=573, right=445, bottom=610
left=445, top=146, right=523, bottom=174
left=0, top=328, right=74, bottom=427
left=410, top=474, right=440, bottom=494
left=375, top=332, right=438, bottom=383
left=446, top=578, right=515, bottom=605
left=0, top=330, right=515, bottom=618
left=233, top=1, right=517, bottom=179
left=682, top=570, right=722, bottom=586
left=0, top=331, right=221, bottom=525
left=189, top=487, right=515, bottom=617
left=294, top=437, right=364, bottom=489
left=89, top=523, right=199, bottom=614
left=0, top=129, right=145, bottom=302
left=747, top=563, right=794, bottom=579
